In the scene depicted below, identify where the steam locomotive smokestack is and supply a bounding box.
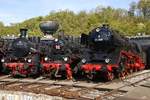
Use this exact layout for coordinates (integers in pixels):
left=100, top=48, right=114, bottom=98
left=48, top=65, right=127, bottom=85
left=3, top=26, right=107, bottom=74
left=20, top=28, right=28, bottom=38
left=102, top=24, right=109, bottom=29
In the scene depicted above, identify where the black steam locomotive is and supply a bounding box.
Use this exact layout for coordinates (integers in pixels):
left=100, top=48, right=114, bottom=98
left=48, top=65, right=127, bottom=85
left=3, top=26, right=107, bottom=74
left=77, top=24, right=145, bottom=81
left=1, top=29, right=41, bottom=77
left=39, top=21, right=80, bottom=80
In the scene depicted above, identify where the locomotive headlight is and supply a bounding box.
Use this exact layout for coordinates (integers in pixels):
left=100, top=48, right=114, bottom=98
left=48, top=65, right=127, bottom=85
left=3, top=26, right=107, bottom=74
left=1, top=59, right=4, bottom=62
left=24, top=58, right=27, bottom=61
left=27, top=59, right=32, bottom=63
left=63, top=57, right=68, bottom=62
left=44, top=57, right=48, bottom=61
left=105, top=58, right=110, bottom=63
left=81, top=59, right=86, bottom=63
left=54, top=38, right=58, bottom=42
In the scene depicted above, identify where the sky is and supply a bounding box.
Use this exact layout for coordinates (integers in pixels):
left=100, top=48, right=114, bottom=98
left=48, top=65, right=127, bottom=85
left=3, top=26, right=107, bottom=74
left=0, top=0, right=139, bottom=26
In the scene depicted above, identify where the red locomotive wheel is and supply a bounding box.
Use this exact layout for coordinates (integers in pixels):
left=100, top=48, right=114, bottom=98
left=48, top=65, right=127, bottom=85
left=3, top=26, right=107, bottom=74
left=124, top=69, right=129, bottom=76
left=129, top=69, right=133, bottom=74
left=119, top=71, right=126, bottom=80
left=128, top=68, right=133, bottom=74
left=86, top=73, right=94, bottom=80
left=106, top=72, right=114, bottom=81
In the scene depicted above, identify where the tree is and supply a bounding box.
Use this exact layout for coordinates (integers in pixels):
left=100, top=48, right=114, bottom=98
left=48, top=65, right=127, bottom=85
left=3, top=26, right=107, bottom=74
left=129, top=2, right=137, bottom=16
left=0, top=22, right=4, bottom=28
left=0, top=5, right=150, bottom=36
left=138, top=0, right=150, bottom=19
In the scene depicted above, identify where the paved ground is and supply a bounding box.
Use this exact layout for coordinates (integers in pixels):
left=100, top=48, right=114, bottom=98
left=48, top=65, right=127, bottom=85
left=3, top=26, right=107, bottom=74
left=115, top=81, right=150, bottom=100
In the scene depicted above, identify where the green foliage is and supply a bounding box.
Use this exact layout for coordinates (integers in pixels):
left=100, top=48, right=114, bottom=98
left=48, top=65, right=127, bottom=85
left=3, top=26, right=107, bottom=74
left=0, top=0, right=150, bottom=36
left=138, top=0, right=150, bottom=19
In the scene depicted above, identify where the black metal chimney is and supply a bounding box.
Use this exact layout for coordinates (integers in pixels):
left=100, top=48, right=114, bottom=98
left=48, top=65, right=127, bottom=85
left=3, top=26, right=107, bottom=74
left=20, top=28, right=28, bottom=38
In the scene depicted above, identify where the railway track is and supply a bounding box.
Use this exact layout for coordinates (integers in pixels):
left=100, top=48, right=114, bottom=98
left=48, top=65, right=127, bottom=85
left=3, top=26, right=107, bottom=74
left=0, top=70, right=150, bottom=100
left=95, top=70, right=150, bottom=100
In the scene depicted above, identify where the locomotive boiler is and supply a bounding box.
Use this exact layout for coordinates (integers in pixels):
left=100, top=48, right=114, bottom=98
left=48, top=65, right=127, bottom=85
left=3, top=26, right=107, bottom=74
left=78, top=24, right=145, bottom=81
left=1, top=29, right=41, bottom=77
